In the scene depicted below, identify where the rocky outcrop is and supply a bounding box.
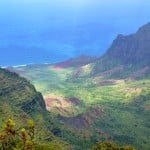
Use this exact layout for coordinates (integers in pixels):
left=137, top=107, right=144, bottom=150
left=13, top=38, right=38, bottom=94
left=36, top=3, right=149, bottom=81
left=92, top=23, right=150, bottom=78
left=106, top=23, right=150, bottom=66
left=0, top=68, right=49, bottom=136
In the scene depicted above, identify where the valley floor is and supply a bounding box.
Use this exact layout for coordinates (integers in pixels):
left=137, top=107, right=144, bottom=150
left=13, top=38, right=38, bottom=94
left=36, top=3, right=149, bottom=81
left=13, top=64, right=150, bottom=150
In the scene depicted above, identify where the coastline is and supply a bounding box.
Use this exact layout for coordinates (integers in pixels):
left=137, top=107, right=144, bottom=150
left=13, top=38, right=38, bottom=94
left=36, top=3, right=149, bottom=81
left=0, top=62, right=52, bottom=69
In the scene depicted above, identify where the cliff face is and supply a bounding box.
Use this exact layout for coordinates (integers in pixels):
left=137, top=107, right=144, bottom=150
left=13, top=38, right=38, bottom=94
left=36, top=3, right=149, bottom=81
left=106, top=23, right=150, bottom=66
left=0, top=68, right=46, bottom=113
left=92, top=23, right=150, bottom=78
left=0, top=68, right=53, bottom=141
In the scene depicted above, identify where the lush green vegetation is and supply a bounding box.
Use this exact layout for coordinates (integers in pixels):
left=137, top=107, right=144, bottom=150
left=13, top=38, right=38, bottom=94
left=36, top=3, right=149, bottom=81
left=0, top=119, right=136, bottom=150
left=0, top=68, right=70, bottom=150
left=0, top=119, right=35, bottom=150
left=1, top=23, right=150, bottom=150
left=91, top=142, right=136, bottom=150
left=0, top=119, right=70, bottom=150
left=13, top=64, right=150, bottom=150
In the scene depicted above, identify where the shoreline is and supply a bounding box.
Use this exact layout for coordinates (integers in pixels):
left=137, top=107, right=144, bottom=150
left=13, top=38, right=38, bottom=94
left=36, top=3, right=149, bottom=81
left=0, top=63, right=51, bottom=69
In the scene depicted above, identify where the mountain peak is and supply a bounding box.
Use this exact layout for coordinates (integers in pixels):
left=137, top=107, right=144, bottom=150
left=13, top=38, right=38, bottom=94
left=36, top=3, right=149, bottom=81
left=92, top=22, right=150, bottom=77
left=107, top=22, right=150, bottom=64
left=116, top=34, right=125, bottom=39
left=137, top=22, right=150, bottom=33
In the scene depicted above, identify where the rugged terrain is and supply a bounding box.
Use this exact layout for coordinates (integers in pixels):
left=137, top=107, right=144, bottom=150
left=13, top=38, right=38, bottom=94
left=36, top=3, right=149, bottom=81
left=10, top=23, right=150, bottom=149
left=0, top=68, right=70, bottom=149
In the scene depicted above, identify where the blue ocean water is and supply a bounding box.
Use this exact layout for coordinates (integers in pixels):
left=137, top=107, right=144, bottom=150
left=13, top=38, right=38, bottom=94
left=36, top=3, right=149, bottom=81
left=0, top=0, right=150, bottom=66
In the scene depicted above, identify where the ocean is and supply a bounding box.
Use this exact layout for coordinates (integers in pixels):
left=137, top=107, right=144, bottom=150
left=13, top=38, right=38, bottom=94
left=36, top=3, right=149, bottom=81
left=0, top=0, right=149, bottom=66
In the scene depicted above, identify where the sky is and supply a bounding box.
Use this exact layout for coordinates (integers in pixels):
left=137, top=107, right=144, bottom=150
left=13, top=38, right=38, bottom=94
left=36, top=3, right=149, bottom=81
left=0, top=0, right=150, bottom=66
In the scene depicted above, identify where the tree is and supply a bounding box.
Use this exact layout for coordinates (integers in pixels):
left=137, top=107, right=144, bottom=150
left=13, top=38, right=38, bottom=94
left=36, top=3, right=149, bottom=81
left=0, top=119, right=35, bottom=150
left=0, top=119, right=69, bottom=150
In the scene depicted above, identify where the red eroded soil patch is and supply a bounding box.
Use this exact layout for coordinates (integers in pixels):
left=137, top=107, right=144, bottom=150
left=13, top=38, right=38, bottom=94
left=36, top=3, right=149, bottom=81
left=53, top=60, right=73, bottom=69
left=53, top=55, right=97, bottom=69
left=45, top=96, right=81, bottom=108
left=96, top=80, right=117, bottom=86
left=66, top=97, right=81, bottom=105
left=59, top=105, right=104, bottom=128
left=45, top=98, right=62, bottom=108
left=44, top=95, right=82, bottom=116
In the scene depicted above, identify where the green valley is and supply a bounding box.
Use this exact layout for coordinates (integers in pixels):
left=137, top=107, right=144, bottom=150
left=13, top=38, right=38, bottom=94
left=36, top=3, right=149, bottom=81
left=2, top=23, right=150, bottom=150
left=12, top=63, right=150, bottom=150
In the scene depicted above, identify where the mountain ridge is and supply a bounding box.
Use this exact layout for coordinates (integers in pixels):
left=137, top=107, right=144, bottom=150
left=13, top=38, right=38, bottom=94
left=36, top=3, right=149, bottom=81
left=3, top=22, right=150, bottom=150
left=0, top=67, right=65, bottom=145
left=89, top=23, right=150, bottom=78
left=42, top=22, right=150, bottom=79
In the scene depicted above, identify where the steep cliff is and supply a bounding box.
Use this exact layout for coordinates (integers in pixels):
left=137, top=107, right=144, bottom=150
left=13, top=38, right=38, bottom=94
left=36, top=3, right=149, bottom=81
left=0, top=68, right=55, bottom=142
left=92, top=23, right=150, bottom=78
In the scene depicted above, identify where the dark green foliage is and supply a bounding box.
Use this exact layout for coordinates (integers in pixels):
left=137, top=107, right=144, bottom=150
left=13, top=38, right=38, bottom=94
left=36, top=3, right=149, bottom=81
left=12, top=63, right=150, bottom=150
left=91, top=142, right=136, bottom=150
left=0, top=119, right=69, bottom=150
left=0, top=68, right=69, bottom=149
left=0, top=119, right=35, bottom=150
